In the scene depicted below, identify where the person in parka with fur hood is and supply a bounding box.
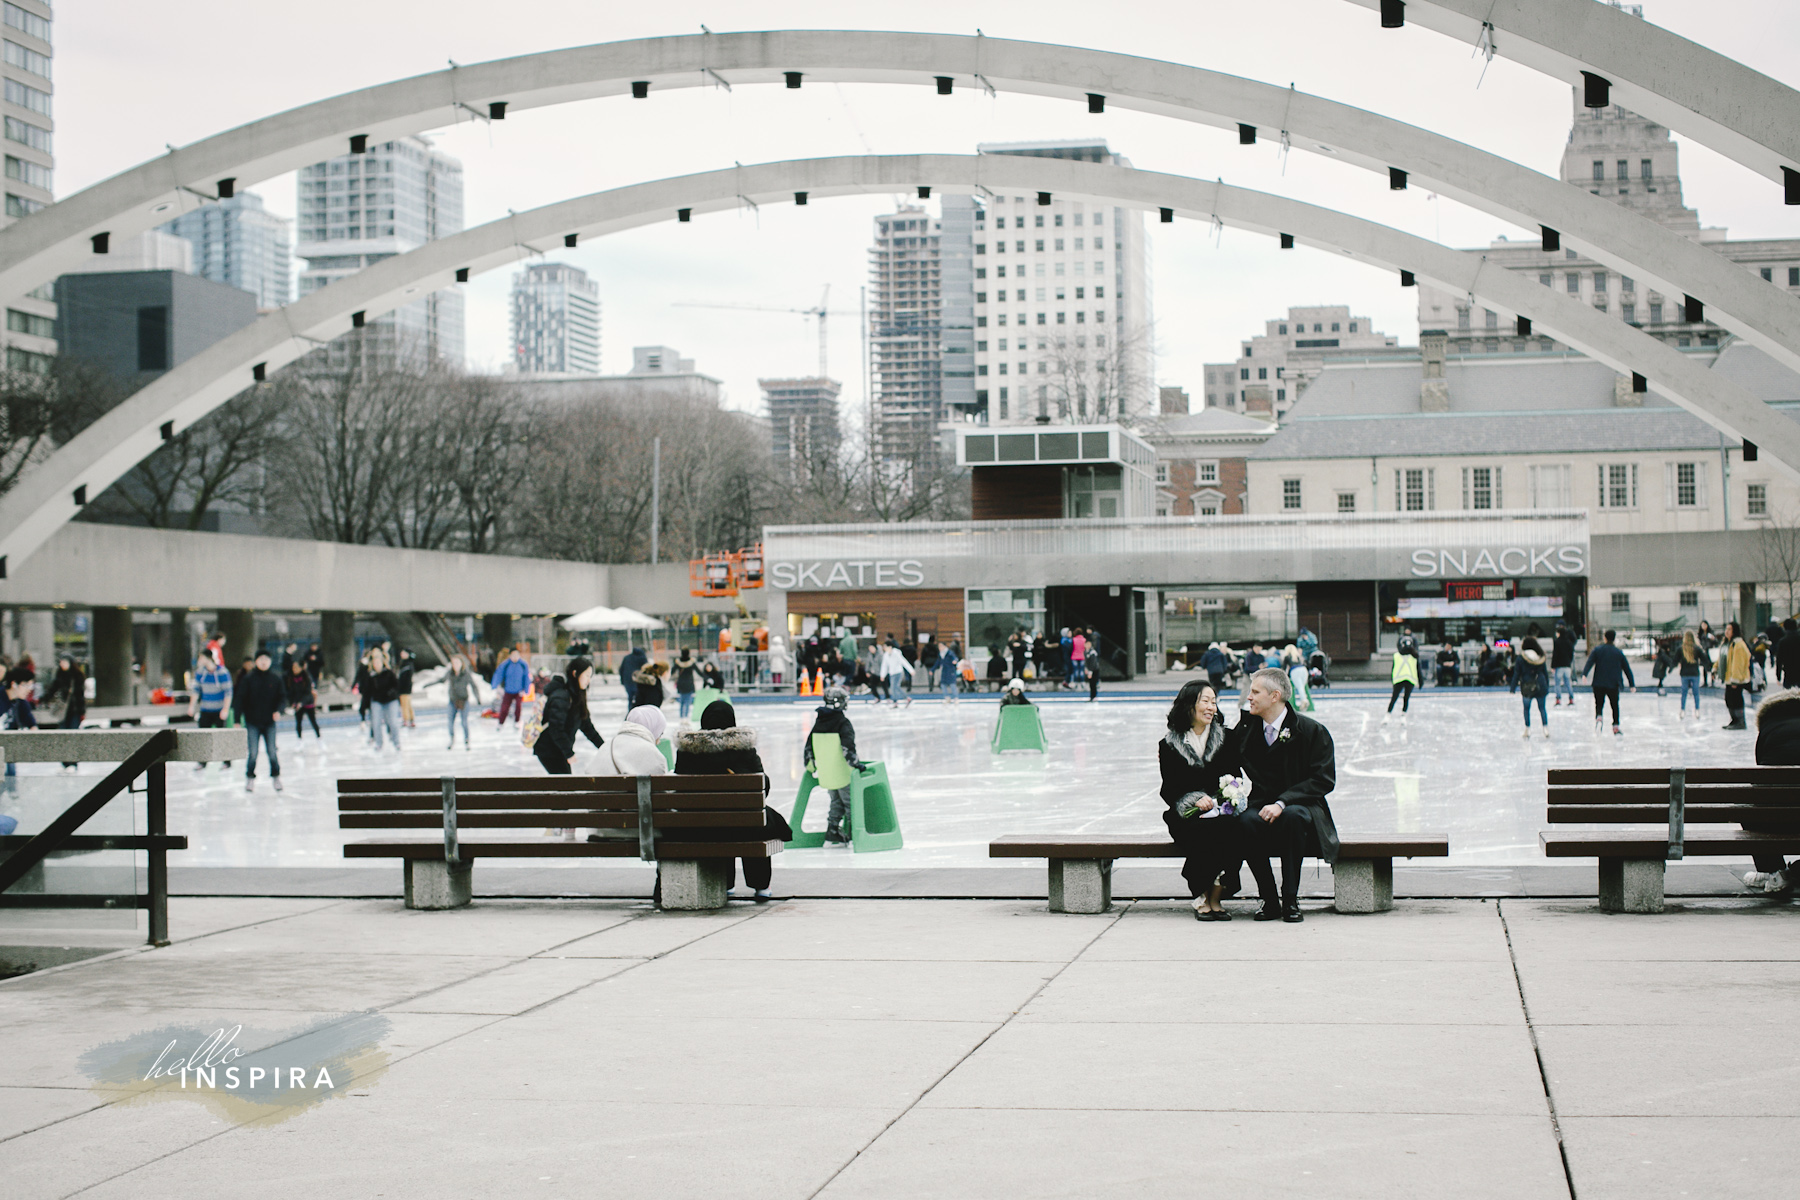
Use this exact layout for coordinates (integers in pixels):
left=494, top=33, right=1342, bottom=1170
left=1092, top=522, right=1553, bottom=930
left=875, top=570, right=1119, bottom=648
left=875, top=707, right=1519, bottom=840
left=1509, top=636, right=1552, bottom=738
left=1743, top=686, right=1800, bottom=894
left=1158, top=681, right=1242, bottom=920
left=673, top=699, right=791, bottom=900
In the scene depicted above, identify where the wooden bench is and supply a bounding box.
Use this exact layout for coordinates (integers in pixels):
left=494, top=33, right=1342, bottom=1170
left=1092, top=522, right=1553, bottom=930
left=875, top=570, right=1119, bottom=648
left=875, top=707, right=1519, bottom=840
left=988, top=833, right=1451, bottom=914
left=1542, top=766, right=1800, bottom=913
left=338, top=774, right=781, bottom=911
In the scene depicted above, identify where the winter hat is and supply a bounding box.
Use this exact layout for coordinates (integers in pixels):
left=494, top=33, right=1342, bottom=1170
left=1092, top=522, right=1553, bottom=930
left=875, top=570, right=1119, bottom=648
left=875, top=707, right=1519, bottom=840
left=699, top=698, right=737, bottom=729
left=624, top=704, right=667, bottom=741
left=1006, top=678, right=1025, bottom=693
left=823, top=686, right=849, bottom=710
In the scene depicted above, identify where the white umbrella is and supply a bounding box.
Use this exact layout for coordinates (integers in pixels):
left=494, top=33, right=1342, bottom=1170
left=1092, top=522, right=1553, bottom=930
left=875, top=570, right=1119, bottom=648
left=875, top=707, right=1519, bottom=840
left=607, top=606, right=667, bottom=631
left=560, top=605, right=628, bottom=631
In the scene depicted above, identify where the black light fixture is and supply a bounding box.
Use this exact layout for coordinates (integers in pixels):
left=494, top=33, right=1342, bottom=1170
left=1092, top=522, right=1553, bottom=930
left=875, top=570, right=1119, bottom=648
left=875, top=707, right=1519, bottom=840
left=1380, top=0, right=1404, bottom=27
left=1159, top=207, right=1173, bottom=223
left=1744, top=440, right=1760, bottom=462
left=1786, top=166, right=1800, bottom=206
left=1389, top=167, right=1408, bottom=190
left=90, top=231, right=109, bottom=254
left=1516, top=315, right=1532, bottom=337
left=489, top=101, right=508, bottom=120
left=564, top=233, right=578, bottom=248
left=455, top=267, right=469, bottom=283
left=677, top=207, right=691, bottom=222
left=935, top=76, right=953, bottom=95
left=352, top=311, right=366, bottom=328
left=785, top=72, right=802, bottom=89
left=1238, top=123, right=1256, bottom=145
left=252, top=362, right=267, bottom=382
left=794, top=191, right=808, bottom=205
left=72, top=485, right=86, bottom=507
left=217, top=177, right=236, bottom=199
left=1087, top=93, right=1105, bottom=113
left=349, top=133, right=369, bottom=154
left=1037, top=192, right=1051, bottom=206
left=1581, top=71, right=1610, bottom=108
left=1, top=556, right=7, bottom=580
left=1400, top=270, right=1416, bottom=287
left=1632, top=372, right=1648, bottom=393
left=160, top=420, right=174, bottom=441
left=1279, top=233, right=1295, bottom=249
left=1541, top=226, right=1560, bottom=252
left=917, top=186, right=931, bottom=199
left=1685, top=294, right=1704, bottom=323
left=631, top=81, right=650, bottom=99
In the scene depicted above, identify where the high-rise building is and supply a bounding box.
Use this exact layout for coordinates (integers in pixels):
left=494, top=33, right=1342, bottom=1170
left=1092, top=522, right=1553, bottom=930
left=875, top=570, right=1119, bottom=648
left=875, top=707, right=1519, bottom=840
left=294, top=135, right=464, bottom=370
left=867, top=203, right=945, bottom=462
left=54, top=270, right=258, bottom=387
left=509, top=262, right=600, bottom=375
left=161, top=191, right=293, bottom=310
left=0, top=0, right=54, bottom=376
left=1206, top=306, right=1401, bottom=419
left=949, top=140, right=1153, bottom=429
left=762, top=377, right=841, bottom=477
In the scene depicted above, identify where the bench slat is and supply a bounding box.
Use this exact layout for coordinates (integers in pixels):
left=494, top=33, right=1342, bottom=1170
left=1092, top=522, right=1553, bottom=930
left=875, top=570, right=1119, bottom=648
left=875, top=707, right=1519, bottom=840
left=987, top=833, right=1450, bottom=860
left=1547, top=767, right=1800, bottom=786
left=339, top=812, right=764, bottom=830
left=337, top=793, right=764, bottom=812
left=336, top=775, right=763, bottom=795
left=1547, top=786, right=1800, bottom=805
left=1541, top=830, right=1800, bottom=857
left=1547, top=805, right=1800, bottom=823
left=344, top=837, right=785, bottom=859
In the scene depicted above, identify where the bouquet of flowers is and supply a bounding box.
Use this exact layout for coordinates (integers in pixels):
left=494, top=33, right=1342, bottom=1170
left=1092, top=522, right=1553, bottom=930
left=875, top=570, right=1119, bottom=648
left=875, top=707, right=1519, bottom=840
left=1176, top=774, right=1252, bottom=819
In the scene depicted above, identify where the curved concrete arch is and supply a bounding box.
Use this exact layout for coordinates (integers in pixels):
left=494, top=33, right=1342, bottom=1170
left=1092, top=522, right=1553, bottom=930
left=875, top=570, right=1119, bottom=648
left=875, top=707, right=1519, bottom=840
left=2, top=152, right=1794, bottom=577
left=1341, top=0, right=1800, bottom=194
left=4, top=31, right=1799, bottom=376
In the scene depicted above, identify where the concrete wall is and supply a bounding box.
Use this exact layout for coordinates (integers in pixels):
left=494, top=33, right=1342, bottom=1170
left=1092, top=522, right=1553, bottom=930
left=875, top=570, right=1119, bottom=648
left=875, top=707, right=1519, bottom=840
left=54, top=270, right=258, bottom=386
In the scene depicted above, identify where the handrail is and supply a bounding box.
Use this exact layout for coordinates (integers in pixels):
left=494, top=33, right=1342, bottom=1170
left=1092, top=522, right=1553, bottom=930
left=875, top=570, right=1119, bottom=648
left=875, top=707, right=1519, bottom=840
left=0, top=728, right=175, bottom=894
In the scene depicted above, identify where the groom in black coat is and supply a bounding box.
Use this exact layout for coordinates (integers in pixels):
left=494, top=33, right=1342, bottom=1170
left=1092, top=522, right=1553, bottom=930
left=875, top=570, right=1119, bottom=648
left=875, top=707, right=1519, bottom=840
left=1229, top=666, right=1341, bottom=923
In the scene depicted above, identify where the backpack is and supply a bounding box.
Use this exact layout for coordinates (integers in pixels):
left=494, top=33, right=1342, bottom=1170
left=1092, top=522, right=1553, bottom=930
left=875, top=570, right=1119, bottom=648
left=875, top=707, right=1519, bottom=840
left=520, top=696, right=546, bottom=749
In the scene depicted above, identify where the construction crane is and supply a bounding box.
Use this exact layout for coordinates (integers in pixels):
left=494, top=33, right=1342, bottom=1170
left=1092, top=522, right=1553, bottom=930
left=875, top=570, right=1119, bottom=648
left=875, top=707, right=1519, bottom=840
left=674, top=285, right=859, bottom=378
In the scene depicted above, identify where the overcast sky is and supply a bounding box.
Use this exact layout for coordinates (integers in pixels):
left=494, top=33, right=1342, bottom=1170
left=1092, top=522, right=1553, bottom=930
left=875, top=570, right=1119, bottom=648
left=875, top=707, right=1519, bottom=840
left=54, top=0, right=1800, bottom=418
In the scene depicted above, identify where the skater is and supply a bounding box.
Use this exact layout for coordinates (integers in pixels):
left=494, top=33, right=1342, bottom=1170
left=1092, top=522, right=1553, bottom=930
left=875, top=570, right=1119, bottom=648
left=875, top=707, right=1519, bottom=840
left=396, top=649, right=417, bottom=728
left=1677, top=630, right=1703, bottom=715
left=44, top=656, right=87, bottom=770
left=879, top=640, right=913, bottom=707
left=673, top=649, right=699, bottom=721
left=1510, top=636, right=1550, bottom=738
left=233, top=651, right=287, bottom=793
left=1201, top=642, right=1230, bottom=692
left=534, top=657, right=604, bottom=776
left=445, top=654, right=475, bottom=749
left=1581, top=629, right=1635, bottom=735
left=804, top=686, right=866, bottom=845
left=999, top=678, right=1033, bottom=707
left=675, top=699, right=790, bottom=900
left=1385, top=638, right=1417, bottom=720
left=491, top=647, right=531, bottom=729
left=1159, top=680, right=1241, bottom=920
left=286, top=658, right=321, bottom=739
left=1551, top=622, right=1576, bottom=705
left=938, top=641, right=962, bottom=705
left=1651, top=638, right=1674, bottom=696
left=188, top=648, right=234, bottom=771
left=1070, top=628, right=1088, bottom=687
left=1720, top=621, right=1752, bottom=730
left=632, top=660, right=668, bottom=710
left=618, top=643, right=647, bottom=708
left=1083, top=628, right=1101, bottom=702
left=365, top=648, right=404, bottom=752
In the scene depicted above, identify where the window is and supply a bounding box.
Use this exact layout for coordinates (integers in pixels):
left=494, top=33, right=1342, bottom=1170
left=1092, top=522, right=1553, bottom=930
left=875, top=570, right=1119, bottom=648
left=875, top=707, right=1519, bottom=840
left=1278, top=323, right=1287, bottom=335
left=1313, top=324, right=1323, bottom=333
left=1197, top=461, right=1218, bottom=484
left=1457, top=309, right=1470, bottom=330
left=1282, top=479, right=1302, bottom=510
left=5, top=344, right=47, bottom=373
left=1155, top=462, right=1169, bottom=484
left=1610, top=592, right=1631, bottom=612
left=1349, top=322, right=1358, bottom=333
left=1591, top=160, right=1605, bottom=182
left=1257, top=367, right=1267, bottom=380
left=2, top=77, right=48, bottom=117
left=1199, top=504, right=1218, bottom=516
left=1240, top=368, right=1249, bottom=380
left=1053, top=239, right=1063, bottom=251
left=1331, top=322, right=1340, bottom=332
left=136, top=306, right=168, bottom=372
left=1540, top=273, right=1553, bottom=288
left=1337, top=492, right=1357, bottom=513
left=1528, top=464, right=1572, bottom=508
left=1484, top=309, right=1498, bottom=329
left=1791, top=268, right=1799, bottom=287
left=0, top=114, right=45, bottom=153
left=1763, top=268, right=1774, bottom=282
left=1462, top=466, right=1500, bottom=509
left=1276, top=389, right=1286, bottom=402
left=1566, top=273, right=1580, bottom=293
left=4, top=154, right=48, bottom=190
left=5, top=306, right=49, bottom=337
left=1395, top=467, right=1435, bottom=512
left=2, top=38, right=49, bottom=79
left=1641, top=158, right=1653, bottom=181
left=1597, top=462, right=1638, bottom=509
left=1617, top=159, right=1629, bottom=181
left=1665, top=461, right=1707, bottom=509
left=1593, top=271, right=1607, bottom=292
left=1622, top=304, right=1636, bottom=324
left=1749, top=482, right=1769, bottom=517
left=1650, top=302, right=1663, bottom=323
left=2, top=3, right=50, bottom=43
left=1, top=191, right=35, bottom=216
left=1621, top=276, right=1634, bottom=292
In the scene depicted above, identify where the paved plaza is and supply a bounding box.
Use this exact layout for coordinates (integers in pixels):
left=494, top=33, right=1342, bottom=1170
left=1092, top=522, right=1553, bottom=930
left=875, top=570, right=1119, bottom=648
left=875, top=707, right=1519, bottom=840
left=1, top=892, right=1794, bottom=1198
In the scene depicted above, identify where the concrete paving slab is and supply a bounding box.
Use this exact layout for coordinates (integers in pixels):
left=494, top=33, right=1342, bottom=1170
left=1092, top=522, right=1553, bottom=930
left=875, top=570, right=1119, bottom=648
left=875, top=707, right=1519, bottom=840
left=675, top=898, right=1118, bottom=962
left=387, top=955, right=647, bottom=1016
left=553, top=907, right=759, bottom=959
left=920, top=1020, right=1551, bottom=1116
left=1500, top=897, right=1800, bottom=961
left=1018, top=957, right=1527, bottom=1026
left=1082, top=900, right=1511, bottom=962
left=3, top=1094, right=246, bottom=1198
left=1517, top=959, right=1800, bottom=1026
left=173, top=898, right=643, bottom=959
left=1537, top=1024, right=1800, bottom=1117
left=0, top=1084, right=102, bottom=1141
left=816, top=1108, right=1570, bottom=1200
left=1559, top=1115, right=1800, bottom=1199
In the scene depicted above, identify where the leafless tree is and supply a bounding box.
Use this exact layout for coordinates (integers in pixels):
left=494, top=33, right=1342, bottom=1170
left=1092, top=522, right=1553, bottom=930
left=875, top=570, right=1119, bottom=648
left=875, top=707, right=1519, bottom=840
left=1754, top=504, right=1800, bottom=618
left=1040, top=321, right=1154, bottom=423
left=84, top=384, right=283, bottom=530
left=0, top=364, right=60, bottom=497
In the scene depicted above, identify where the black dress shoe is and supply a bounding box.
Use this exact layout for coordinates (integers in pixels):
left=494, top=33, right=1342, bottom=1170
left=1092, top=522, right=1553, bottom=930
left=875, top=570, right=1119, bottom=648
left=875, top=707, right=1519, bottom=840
left=1281, top=902, right=1305, bottom=923
left=1253, top=904, right=1282, bottom=921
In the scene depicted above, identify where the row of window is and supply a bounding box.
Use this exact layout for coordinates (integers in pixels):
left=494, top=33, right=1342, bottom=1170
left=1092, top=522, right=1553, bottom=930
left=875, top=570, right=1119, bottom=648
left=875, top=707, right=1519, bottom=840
left=1277, top=462, right=1764, bottom=514
left=3, top=152, right=46, bottom=190
left=978, top=287, right=1104, bottom=303
left=2, top=4, right=48, bottom=45
left=1591, top=158, right=1656, bottom=183
left=978, top=237, right=1105, bottom=253
left=1758, top=266, right=1800, bottom=286
left=6, top=305, right=50, bottom=337
left=978, top=262, right=1106, bottom=278
left=971, top=306, right=1108, bottom=326
left=3, top=75, right=47, bottom=117
left=978, top=336, right=1108, bottom=352
left=3, top=112, right=45, bottom=152
left=1276, top=321, right=1357, bottom=335
left=5, top=189, right=39, bottom=216
left=2, top=37, right=47, bottom=79
left=1153, top=461, right=1222, bottom=485
left=989, top=212, right=1098, bottom=229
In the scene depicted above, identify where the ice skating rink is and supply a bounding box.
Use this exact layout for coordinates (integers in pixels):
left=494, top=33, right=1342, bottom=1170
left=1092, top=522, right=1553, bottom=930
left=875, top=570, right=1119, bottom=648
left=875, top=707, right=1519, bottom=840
left=9, top=686, right=1760, bottom=869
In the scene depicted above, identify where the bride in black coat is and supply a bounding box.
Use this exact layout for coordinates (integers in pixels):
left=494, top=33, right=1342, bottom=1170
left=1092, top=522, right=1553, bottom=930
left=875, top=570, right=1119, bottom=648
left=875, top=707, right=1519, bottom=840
left=1158, top=681, right=1242, bottom=921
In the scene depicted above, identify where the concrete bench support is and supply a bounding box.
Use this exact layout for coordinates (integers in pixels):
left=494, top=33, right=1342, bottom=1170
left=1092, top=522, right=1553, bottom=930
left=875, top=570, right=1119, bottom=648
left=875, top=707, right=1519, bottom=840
left=1332, top=857, right=1393, bottom=914
left=660, top=859, right=731, bottom=911
left=1598, top=858, right=1666, bottom=914
left=1048, top=859, right=1112, bottom=914
left=405, top=859, right=472, bottom=910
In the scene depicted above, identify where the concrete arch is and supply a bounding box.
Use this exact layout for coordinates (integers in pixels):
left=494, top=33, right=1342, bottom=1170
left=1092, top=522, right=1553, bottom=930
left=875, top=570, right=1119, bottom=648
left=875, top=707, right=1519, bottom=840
left=1, top=152, right=1793, bottom=577
left=4, top=31, right=1799, bottom=376
left=1342, top=0, right=1800, bottom=195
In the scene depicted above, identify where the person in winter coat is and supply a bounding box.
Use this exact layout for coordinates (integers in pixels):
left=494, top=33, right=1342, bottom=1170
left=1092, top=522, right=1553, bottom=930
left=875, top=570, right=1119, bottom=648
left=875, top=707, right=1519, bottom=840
left=632, top=660, right=667, bottom=709
left=1775, top=618, right=1800, bottom=689
left=286, top=659, right=320, bottom=739
left=768, top=635, right=789, bottom=688
left=1385, top=640, right=1420, bottom=719
left=44, top=657, right=86, bottom=732
left=535, top=657, right=604, bottom=776
left=1743, top=686, right=1800, bottom=894
left=1697, top=620, right=1718, bottom=688
left=1231, top=668, right=1339, bottom=923
left=1551, top=622, right=1577, bottom=706
left=1677, top=629, right=1704, bottom=716
left=879, top=641, right=913, bottom=707
left=999, top=678, right=1033, bottom=706
left=1007, top=632, right=1028, bottom=681
left=618, top=645, right=648, bottom=708
left=592, top=704, right=668, bottom=777
left=1295, top=627, right=1320, bottom=666
left=2, top=674, right=36, bottom=780
left=1580, top=629, right=1636, bottom=735
left=673, top=649, right=700, bottom=721
left=1435, top=643, right=1460, bottom=688
left=1395, top=626, right=1420, bottom=663
left=938, top=642, right=962, bottom=704
left=188, top=648, right=234, bottom=770
left=232, top=651, right=287, bottom=792
left=491, top=649, right=531, bottom=728
left=804, top=686, right=867, bottom=845
left=675, top=699, right=789, bottom=900
left=1201, top=643, right=1230, bottom=692
left=1719, top=621, right=1753, bottom=730
left=701, top=659, right=725, bottom=692
left=396, top=649, right=417, bottom=728
left=445, top=654, right=475, bottom=749
left=1070, top=629, right=1089, bottom=685
left=364, top=648, right=403, bottom=752
left=919, top=637, right=941, bottom=694
left=1651, top=640, right=1675, bottom=696
left=1509, top=636, right=1551, bottom=737
left=1159, top=680, right=1242, bottom=919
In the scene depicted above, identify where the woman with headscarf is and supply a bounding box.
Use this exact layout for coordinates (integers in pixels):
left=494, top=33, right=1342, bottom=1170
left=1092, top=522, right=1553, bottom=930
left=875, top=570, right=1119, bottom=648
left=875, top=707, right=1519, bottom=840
left=594, top=704, right=670, bottom=776
left=673, top=698, right=791, bottom=900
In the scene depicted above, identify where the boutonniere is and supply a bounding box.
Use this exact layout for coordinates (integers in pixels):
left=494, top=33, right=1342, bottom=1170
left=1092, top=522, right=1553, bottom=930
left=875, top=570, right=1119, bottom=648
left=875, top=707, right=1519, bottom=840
left=1276, top=728, right=1293, bottom=744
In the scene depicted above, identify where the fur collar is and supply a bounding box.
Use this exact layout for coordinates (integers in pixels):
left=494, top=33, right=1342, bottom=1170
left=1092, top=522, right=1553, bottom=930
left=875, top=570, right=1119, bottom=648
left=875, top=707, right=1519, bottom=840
left=676, top=727, right=758, bottom=753
left=1520, top=649, right=1545, bottom=666
left=1163, top=721, right=1225, bottom=766
left=1757, top=686, right=1800, bottom=730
